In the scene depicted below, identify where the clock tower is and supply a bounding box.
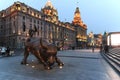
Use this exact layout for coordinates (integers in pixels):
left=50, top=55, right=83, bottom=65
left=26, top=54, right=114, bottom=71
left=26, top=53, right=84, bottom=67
left=72, top=7, right=85, bottom=28
left=72, top=7, right=87, bottom=48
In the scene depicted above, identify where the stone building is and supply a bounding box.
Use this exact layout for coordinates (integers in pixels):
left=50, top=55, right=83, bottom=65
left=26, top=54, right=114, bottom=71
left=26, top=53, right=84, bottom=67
left=72, top=7, right=87, bottom=48
left=87, top=32, right=102, bottom=48
left=94, top=34, right=102, bottom=47
left=0, top=1, right=87, bottom=49
left=0, top=1, right=76, bottom=49
left=87, top=32, right=94, bottom=47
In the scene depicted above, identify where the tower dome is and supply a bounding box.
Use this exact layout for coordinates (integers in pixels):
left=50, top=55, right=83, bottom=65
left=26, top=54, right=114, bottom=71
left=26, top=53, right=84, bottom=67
left=41, top=0, right=58, bottom=22
left=44, top=0, right=54, bottom=9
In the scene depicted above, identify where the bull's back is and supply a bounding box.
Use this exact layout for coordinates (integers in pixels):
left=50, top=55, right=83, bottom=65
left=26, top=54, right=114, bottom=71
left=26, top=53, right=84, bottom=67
left=46, top=45, right=57, bottom=53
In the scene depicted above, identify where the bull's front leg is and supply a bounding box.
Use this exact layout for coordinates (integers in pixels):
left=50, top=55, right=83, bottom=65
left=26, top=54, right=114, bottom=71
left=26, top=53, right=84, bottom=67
left=21, top=47, right=29, bottom=65
left=55, top=56, right=64, bottom=68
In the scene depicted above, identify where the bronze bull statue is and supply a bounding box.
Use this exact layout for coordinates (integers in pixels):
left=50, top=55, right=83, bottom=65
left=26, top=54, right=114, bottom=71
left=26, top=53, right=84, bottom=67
left=21, top=37, right=64, bottom=70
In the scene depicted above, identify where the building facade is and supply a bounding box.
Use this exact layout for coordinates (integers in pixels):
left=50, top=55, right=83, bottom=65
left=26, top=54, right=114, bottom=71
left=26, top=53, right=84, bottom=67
left=107, top=32, right=120, bottom=47
left=0, top=1, right=87, bottom=49
left=72, top=7, right=87, bottom=48
left=87, top=32, right=102, bottom=48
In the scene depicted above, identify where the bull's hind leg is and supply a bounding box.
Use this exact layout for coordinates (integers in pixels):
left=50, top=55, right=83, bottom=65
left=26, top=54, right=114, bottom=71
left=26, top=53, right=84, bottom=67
left=21, top=47, right=29, bottom=64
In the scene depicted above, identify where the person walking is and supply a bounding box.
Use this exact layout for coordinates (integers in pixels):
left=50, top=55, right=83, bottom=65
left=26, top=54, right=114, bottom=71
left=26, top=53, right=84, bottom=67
left=100, top=44, right=103, bottom=53
left=6, top=46, right=10, bottom=56
left=104, top=44, right=109, bottom=53
left=92, top=46, right=94, bottom=53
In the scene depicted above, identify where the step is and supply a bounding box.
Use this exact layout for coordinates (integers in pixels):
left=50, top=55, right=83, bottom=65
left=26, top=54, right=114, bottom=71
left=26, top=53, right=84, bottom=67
left=101, top=52, right=120, bottom=74
left=105, top=54, right=120, bottom=66
left=107, top=53, right=120, bottom=61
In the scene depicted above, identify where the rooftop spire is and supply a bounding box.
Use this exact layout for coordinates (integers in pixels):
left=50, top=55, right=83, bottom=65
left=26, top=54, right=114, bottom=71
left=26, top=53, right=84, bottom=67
left=75, top=7, right=80, bottom=14
left=72, top=7, right=87, bottom=29
left=76, top=2, right=79, bottom=7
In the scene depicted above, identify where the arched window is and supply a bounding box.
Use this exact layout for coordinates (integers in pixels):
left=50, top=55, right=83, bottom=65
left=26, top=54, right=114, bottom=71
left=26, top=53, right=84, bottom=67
left=16, top=4, right=21, bottom=10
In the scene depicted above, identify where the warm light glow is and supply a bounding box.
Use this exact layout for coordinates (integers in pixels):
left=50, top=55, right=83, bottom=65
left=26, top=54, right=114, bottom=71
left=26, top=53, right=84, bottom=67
left=27, top=33, right=29, bottom=36
left=18, top=32, right=21, bottom=35
left=76, top=35, right=80, bottom=38
left=11, top=7, right=15, bottom=12
left=32, top=12, right=34, bottom=16
left=16, top=6, right=21, bottom=10
left=75, top=13, right=80, bottom=17
left=32, top=66, right=35, bottom=68
left=26, top=64, right=29, bottom=66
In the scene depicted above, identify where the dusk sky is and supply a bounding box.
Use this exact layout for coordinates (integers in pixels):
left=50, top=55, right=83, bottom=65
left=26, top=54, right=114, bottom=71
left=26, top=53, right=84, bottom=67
left=0, top=0, right=120, bottom=34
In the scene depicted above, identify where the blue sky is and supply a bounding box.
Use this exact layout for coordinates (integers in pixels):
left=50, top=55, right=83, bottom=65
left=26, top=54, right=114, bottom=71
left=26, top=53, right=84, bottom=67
left=0, top=0, right=120, bottom=34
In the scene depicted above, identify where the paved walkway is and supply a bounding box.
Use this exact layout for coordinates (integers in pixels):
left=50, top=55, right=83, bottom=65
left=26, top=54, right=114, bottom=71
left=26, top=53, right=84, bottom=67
left=0, top=49, right=119, bottom=80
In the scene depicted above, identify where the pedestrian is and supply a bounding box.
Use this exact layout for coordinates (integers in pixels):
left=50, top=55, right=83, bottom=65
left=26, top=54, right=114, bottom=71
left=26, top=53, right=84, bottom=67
left=6, top=46, right=10, bottom=56
left=100, top=44, right=103, bottom=53
left=92, top=46, right=94, bottom=53
left=104, top=45, right=109, bottom=53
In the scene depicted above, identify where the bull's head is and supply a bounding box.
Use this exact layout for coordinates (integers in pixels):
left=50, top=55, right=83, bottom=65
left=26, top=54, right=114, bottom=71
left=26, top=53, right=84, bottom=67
left=40, top=38, right=63, bottom=67
left=47, top=55, right=56, bottom=66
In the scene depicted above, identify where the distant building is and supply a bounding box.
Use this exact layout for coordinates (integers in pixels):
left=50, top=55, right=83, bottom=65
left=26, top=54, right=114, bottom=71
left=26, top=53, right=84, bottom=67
left=107, top=32, right=120, bottom=47
left=72, top=7, right=87, bottom=48
left=0, top=1, right=87, bottom=49
left=94, top=34, right=102, bottom=47
left=87, top=32, right=94, bottom=47
left=87, top=32, right=102, bottom=48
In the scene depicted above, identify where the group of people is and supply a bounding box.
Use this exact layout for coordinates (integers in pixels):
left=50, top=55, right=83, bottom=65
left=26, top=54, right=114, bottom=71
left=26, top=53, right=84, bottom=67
left=100, top=44, right=109, bottom=53
left=91, top=44, right=109, bottom=53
